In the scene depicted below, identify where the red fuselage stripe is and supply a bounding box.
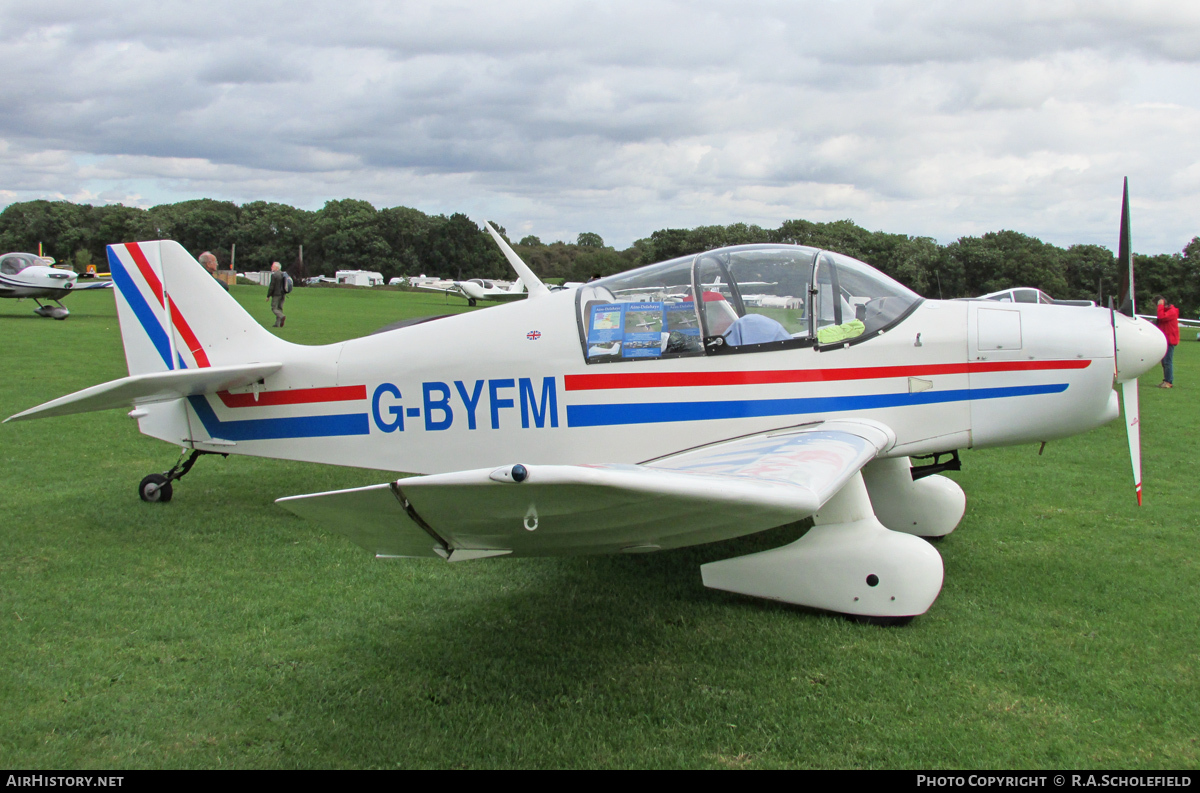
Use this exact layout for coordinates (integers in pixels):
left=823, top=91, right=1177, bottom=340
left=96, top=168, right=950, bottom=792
left=564, top=360, right=1093, bottom=391
left=216, top=385, right=368, bottom=408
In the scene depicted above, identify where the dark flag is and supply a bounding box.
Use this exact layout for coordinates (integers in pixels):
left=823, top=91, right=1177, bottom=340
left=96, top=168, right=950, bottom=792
left=288, top=246, right=307, bottom=287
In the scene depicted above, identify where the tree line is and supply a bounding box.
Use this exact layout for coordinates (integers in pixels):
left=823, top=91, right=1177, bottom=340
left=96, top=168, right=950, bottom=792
left=1, top=198, right=1197, bottom=314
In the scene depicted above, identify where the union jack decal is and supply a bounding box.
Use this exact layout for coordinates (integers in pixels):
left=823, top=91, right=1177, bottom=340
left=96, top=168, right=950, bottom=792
left=527, top=330, right=542, bottom=340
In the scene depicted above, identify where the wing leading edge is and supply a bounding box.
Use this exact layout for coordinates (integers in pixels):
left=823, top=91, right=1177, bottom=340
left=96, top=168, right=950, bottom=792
left=71, top=280, right=115, bottom=291
left=277, top=419, right=895, bottom=559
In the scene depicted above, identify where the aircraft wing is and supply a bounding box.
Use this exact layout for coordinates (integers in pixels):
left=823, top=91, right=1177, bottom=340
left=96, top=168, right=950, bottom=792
left=479, top=291, right=528, bottom=303
left=277, top=419, right=894, bottom=559
left=72, top=280, right=114, bottom=291
left=5, top=362, right=283, bottom=422
left=413, top=284, right=464, bottom=297
left=1136, top=313, right=1200, bottom=328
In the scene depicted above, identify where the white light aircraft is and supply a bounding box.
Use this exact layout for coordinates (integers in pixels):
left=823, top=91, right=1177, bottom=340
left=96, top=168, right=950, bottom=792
left=417, top=277, right=527, bottom=306
left=978, top=287, right=1095, bottom=307
left=0, top=252, right=113, bottom=319
left=6, top=182, right=1165, bottom=623
left=980, top=286, right=1200, bottom=331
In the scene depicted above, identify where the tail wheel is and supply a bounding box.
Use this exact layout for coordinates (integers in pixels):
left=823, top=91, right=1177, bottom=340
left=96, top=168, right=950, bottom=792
left=139, top=474, right=174, bottom=503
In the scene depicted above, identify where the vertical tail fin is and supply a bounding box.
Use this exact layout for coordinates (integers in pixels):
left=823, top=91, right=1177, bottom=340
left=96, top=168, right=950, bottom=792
left=107, top=240, right=287, bottom=376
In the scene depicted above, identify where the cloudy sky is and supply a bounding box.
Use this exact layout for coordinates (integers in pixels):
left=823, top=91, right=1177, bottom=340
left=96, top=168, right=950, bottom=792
left=1, top=0, right=1197, bottom=252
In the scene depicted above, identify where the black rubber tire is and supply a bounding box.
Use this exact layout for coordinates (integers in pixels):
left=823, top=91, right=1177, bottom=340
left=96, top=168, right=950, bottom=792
left=139, top=474, right=173, bottom=503
left=468, top=298, right=477, bottom=306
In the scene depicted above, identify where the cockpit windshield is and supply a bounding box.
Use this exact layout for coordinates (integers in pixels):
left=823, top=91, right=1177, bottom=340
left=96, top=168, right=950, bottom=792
left=814, top=251, right=921, bottom=343
left=576, top=244, right=920, bottom=363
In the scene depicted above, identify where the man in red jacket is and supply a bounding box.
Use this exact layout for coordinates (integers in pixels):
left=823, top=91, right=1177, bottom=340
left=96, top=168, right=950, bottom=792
left=1155, top=295, right=1180, bottom=388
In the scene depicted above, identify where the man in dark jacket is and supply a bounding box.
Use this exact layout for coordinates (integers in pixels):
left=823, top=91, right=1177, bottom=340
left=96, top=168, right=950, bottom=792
left=1155, top=295, right=1179, bottom=388
left=267, top=262, right=286, bottom=327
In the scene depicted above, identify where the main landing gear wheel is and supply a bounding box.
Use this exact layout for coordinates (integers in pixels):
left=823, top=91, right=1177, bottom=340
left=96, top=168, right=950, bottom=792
left=700, top=474, right=945, bottom=623
left=468, top=298, right=477, bottom=306
left=139, top=474, right=173, bottom=503
left=33, top=300, right=70, bottom=320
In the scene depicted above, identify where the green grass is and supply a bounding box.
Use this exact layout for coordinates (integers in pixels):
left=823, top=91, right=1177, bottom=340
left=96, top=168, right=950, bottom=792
left=1, top=286, right=1197, bottom=768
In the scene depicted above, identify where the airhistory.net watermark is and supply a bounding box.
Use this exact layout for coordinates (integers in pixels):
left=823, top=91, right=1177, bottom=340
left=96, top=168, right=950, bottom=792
left=6, top=777, right=123, bottom=787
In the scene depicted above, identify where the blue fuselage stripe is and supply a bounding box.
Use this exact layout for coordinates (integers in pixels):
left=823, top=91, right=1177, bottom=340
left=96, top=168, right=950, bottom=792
left=187, top=396, right=370, bottom=440
left=107, top=248, right=173, bottom=369
left=565, top=384, right=1068, bottom=428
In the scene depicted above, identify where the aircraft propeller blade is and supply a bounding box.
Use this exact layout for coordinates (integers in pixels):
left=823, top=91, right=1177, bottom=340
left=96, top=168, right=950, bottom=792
left=1116, top=177, right=1135, bottom=317
left=1113, top=177, right=1144, bottom=506
left=1121, top=378, right=1143, bottom=506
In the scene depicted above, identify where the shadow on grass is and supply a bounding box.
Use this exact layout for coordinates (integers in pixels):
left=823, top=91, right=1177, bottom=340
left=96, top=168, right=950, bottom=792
left=272, top=520, right=836, bottom=764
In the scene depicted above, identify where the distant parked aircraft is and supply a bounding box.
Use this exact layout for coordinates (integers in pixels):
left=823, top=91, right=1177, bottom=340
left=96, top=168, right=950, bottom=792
left=979, top=286, right=1200, bottom=331
left=0, top=252, right=112, bottom=319
left=415, top=277, right=527, bottom=306
left=978, top=287, right=1095, bottom=307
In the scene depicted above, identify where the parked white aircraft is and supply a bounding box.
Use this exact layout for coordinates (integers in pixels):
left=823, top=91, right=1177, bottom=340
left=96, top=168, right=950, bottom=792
left=0, top=252, right=113, bottom=318
left=979, top=287, right=1095, bottom=307
left=6, top=183, right=1163, bottom=623
left=980, top=286, right=1200, bottom=330
left=417, top=277, right=527, bottom=306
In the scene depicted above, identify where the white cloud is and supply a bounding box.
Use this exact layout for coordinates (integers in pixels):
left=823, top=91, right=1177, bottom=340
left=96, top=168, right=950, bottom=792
left=0, top=0, right=1196, bottom=252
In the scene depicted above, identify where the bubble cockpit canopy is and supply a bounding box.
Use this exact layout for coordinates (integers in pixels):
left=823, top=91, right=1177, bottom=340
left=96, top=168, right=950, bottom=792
left=575, top=244, right=921, bottom=363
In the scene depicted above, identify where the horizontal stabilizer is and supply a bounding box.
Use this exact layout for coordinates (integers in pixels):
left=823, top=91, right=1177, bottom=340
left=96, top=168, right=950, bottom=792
left=277, top=420, right=893, bottom=558
left=5, top=362, right=282, bottom=422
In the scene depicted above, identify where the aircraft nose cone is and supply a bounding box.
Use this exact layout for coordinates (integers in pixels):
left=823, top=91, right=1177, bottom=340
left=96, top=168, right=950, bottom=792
left=1115, top=314, right=1167, bottom=382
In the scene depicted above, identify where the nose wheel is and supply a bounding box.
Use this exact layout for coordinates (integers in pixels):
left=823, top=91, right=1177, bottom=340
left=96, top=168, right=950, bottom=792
left=137, top=449, right=226, bottom=503
left=33, top=299, right=70, bottom=320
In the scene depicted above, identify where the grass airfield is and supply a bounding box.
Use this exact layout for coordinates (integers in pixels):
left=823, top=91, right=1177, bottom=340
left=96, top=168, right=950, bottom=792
left=1, top=285, right=1197, bottom=769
